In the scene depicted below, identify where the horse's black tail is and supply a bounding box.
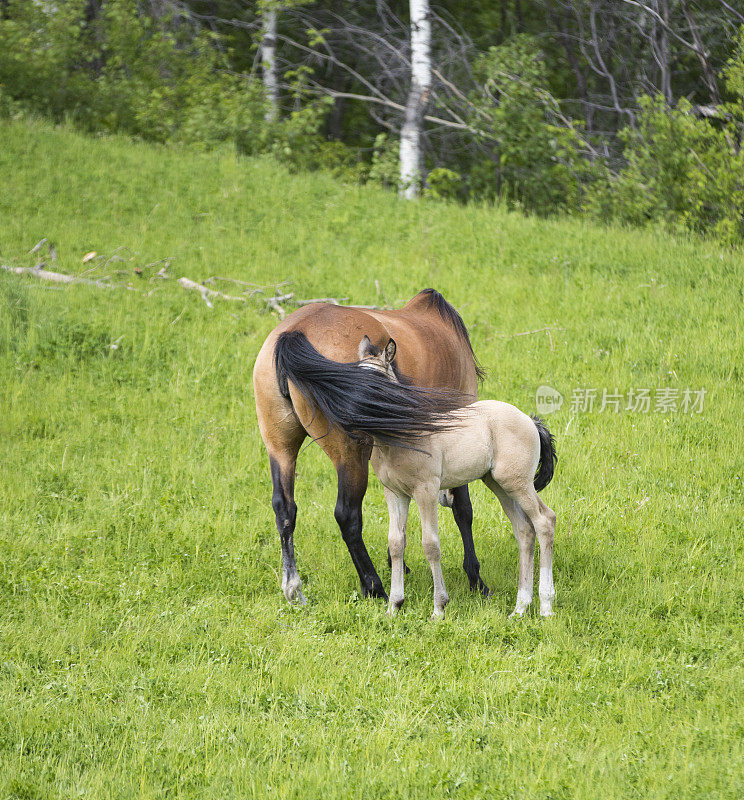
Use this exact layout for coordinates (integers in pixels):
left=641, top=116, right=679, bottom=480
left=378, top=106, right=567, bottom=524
left=532, top=416, right=557, bottom=491
left=274, top=330, right=470, bottom=447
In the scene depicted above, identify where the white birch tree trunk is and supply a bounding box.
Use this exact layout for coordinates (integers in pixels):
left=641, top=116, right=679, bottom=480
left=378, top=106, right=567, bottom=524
left=399, top=0, right=431, bottom=199
left=261, top=6, right=279, bottom=121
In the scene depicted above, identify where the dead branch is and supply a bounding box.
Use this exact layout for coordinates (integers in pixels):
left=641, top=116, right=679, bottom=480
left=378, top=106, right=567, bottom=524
left=29, top=238, right=48, bottom=255
left=203, top=276, right=292, bottom=290
left=1, top=263, right=113, bottom=288
left=266, top=298, right=285, bottom=318
left=512, top=325, right=565, bottom=337
left=178, top=276, right=248, bottom=308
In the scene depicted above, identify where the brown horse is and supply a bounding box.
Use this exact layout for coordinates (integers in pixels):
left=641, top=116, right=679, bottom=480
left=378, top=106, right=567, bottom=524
left=252, top=289, right=488, bottom=604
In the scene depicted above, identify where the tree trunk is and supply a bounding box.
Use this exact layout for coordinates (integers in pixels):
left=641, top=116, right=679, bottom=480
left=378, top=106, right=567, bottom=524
left=261, top=6, right=279, bottom=121
left=399, top=0, right=431, bottom=199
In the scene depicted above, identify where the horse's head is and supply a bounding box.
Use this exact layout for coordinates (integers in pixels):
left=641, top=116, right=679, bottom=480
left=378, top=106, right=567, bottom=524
left=357, top=335, right=398, bottom=382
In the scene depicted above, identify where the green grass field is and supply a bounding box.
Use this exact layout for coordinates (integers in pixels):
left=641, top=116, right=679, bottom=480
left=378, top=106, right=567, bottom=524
left=1, top=119, right=743, bottom=799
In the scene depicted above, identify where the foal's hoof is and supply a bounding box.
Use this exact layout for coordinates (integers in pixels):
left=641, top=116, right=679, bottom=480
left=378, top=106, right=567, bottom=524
left=430, top=609, right=446, bottom=621
left=388, top=597, right=404, bottom=616
left=540, top=605, right=555, bottom=617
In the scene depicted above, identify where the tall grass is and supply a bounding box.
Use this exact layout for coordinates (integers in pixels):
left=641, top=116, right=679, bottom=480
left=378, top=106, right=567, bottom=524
left=1, top=119, right=742, bottom=798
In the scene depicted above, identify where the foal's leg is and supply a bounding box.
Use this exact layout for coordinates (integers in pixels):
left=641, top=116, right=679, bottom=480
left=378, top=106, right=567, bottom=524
left=515, top=490, right=556, bottom=617
left=384, top=488, right=410, bottom=615
left=486, top=476, right=556, bottom=616
left=415, top=487, right=450, bottom=618
left=482, top=476, right=536, bottom=616
left=448, top=485, right=490, bottom=597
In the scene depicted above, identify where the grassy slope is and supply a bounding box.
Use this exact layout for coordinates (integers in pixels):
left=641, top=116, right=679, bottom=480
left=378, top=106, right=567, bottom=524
left=1, top=119, right=742, bottom=799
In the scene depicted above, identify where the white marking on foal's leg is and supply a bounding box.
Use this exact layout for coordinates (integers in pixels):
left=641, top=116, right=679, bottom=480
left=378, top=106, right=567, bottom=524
left=417, top=490, right=450, bottom=619
left=384, top=489, right=409, bottom=616
left=510, top=588, right=532, bottom=618
left=539, top=564, right=555, bottom=616
left=537, top=502, right=557, bottom=617
left=481, top=477, right=536, bottom=618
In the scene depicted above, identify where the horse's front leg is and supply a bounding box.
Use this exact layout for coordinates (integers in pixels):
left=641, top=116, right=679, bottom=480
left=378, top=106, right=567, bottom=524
left=416, top=486, right=450, bottom=619
left=384, top=488, right=410, bottom=615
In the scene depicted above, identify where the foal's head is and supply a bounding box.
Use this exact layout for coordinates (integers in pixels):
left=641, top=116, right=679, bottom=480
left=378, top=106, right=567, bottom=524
left=358, top=335, right=398, bottom=381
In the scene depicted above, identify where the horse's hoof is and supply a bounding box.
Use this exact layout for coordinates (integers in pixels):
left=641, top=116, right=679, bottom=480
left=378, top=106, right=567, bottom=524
left=469, top=577, right=491, bottom=597
left=362, top=582, right=389, bottom=602
left=286, top=589, right=307, bottom=607
left=431, top=610, right=445, bottom=620
left=283, top=579, right=307, bottom=606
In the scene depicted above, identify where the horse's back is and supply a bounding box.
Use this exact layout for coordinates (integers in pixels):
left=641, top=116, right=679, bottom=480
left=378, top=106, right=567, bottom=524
left=256, top=296, right=479, bottom=395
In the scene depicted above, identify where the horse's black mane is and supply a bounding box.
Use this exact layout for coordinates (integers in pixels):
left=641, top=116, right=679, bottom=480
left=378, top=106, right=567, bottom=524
left=418, top=288, right=486, bottom=381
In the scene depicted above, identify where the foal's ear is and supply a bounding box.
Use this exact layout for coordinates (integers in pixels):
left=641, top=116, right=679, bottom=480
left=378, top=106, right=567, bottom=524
left=358, top=335, right=375, bottom=361
left=384, top=338, right=397, bottom=363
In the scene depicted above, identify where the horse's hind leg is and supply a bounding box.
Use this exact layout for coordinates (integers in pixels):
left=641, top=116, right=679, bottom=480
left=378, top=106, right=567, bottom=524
left=482, top=476, right=536, bottom=616
left=517, top=491, right=556, bottom=617
left=269, top=448, right=306, bottom=605
left=283, top=385, right=387, bottom=602
left=333, top=448, right=388, bottom=600
left=447, top=485, right=490, bottom=597
left=485, top=475, right=556, bottom=616
left=254, top=350, right=308, bottom=604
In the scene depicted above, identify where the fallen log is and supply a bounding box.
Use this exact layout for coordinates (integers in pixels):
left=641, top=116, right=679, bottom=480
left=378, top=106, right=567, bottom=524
left=177, top=276, right=248, bottom=308
left=1, top=263, right=113, bottom=288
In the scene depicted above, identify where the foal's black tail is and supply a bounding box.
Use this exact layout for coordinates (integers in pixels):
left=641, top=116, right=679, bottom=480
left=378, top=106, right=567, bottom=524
left=274, top=330, right=470, bottom=447
left=532, top=416, right=557, bottom=491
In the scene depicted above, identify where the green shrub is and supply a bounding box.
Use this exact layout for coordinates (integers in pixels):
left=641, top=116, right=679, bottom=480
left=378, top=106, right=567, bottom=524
left=467, top=35, right=597, bottom=214
left=423, top=168, right=463, bottom=201
left=589, top=95, right=744, bottom=242
left=368, top=133, right=400, bottom=189
left=0, top=0, right=267, bottom=147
